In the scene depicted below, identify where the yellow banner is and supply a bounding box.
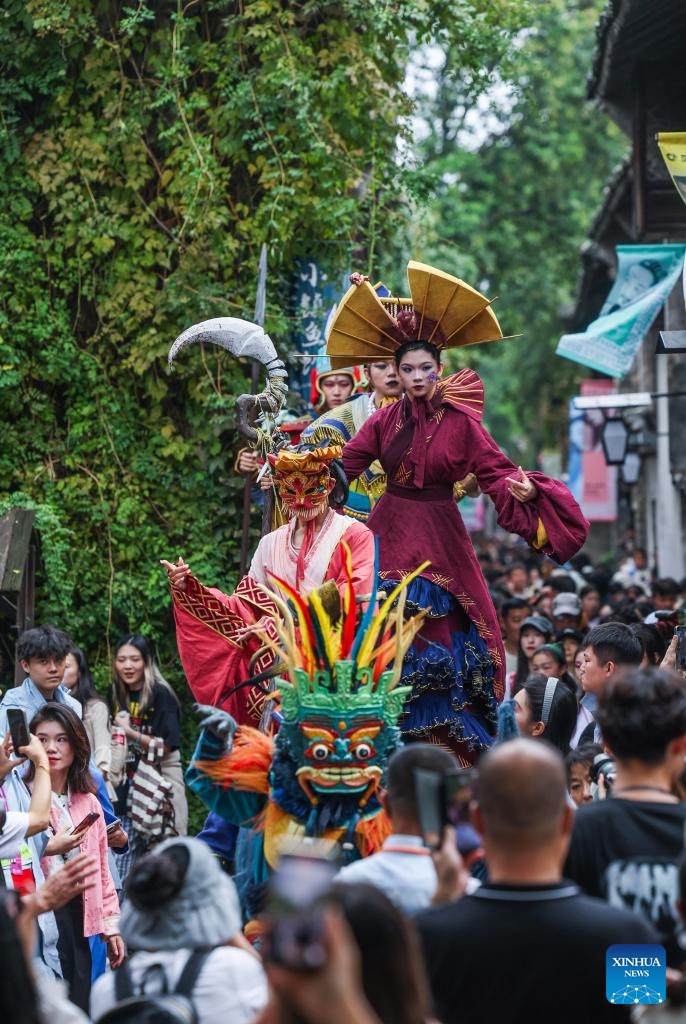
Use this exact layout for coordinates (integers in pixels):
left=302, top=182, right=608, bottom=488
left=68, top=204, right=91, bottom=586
left=656, top=132, right=686, bottom=206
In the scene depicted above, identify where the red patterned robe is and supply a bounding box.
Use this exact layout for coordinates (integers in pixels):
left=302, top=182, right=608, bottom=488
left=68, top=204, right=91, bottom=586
left=171, top=511, right=375, bottom=727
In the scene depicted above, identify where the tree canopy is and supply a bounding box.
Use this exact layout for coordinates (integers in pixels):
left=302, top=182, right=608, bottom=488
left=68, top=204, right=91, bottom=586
left=0, top=0, right=529, bottom=673
left=406, top=0, right=626, bottom=463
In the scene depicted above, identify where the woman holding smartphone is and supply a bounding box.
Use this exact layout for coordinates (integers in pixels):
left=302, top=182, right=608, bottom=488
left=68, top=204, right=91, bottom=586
left=28, top=704, right=124, bottom=1012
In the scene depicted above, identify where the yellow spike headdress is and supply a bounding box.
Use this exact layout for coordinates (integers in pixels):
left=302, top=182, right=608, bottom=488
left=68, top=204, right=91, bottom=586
left=258, top=546, right=429, bottom=725
left=326, top=260, right=503, bottom=370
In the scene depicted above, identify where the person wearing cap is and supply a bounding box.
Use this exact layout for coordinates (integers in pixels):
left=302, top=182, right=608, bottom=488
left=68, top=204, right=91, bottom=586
left=90, top=837, right=267, bottom=1024
left=327, top=262, right=588, bottom=761
left=506, top=614, right=554, bottom=700
left=557, top=627, right=584, bottom=683
left=162, top=444, right=375, bottom=726
left=551, top=592, right=583, bottom=637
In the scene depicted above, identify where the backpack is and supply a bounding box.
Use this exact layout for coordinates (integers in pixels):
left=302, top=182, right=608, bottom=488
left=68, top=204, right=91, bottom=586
left=94, top=950, right=211, bottom=1024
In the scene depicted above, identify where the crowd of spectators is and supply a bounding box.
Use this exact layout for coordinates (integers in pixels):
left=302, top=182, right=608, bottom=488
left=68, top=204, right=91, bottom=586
left=1, top=536, right=686, bottom=1023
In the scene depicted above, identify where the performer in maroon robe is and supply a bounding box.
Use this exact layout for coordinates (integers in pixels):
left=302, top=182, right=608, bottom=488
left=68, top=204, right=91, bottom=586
left=327, top=262, right=588, bottom=763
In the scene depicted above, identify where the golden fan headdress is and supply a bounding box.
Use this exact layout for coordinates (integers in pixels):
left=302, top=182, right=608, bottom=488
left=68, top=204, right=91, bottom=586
left=326, top=261, right=503, bottom=370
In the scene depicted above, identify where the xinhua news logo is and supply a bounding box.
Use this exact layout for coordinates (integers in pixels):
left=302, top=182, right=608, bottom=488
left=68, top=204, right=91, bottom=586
left=606, top=944, right=666, bottom=1005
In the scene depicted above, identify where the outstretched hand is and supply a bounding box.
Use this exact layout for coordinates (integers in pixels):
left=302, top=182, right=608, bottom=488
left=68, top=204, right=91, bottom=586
left=505, top=466, right=538, bottom=503
left=194, top=703, right=238, bottom=745
left=161, top=556, right=191, bottom=592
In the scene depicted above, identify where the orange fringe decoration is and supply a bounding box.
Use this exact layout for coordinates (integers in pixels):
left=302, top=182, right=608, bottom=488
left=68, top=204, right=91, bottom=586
left=193, top=725, right=273, bottom=796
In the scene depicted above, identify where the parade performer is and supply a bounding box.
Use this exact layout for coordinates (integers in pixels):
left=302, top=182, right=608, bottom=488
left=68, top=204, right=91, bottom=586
left=161, top=444, right=376, bottom=727
left=327, top=261, right=589, bottom=763
left=308, top=346, right=357, bottom=413
left=301, top=356, right=402, bottom=521
left=186, top=559, right=427, bottom=893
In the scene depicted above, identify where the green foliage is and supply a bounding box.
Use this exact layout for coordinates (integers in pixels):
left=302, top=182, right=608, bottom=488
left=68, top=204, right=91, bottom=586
left=0, top=0, right=527, bottom=790
left=410, top=0, right=627, bottom=463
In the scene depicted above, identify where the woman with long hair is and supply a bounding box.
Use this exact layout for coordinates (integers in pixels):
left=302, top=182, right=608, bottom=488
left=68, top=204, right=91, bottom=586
left=512, top=672, right=578, bottom=756
left=259, top=882, right=431, bottom=1024
left=28, top=704, right=124, bottom=1011
left=62, top=646, right=111, bottom=781
left=107, top=634, right=187, bottom=871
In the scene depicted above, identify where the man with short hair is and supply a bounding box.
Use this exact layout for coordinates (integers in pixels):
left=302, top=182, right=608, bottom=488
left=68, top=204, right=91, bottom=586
left=499, top=597, right=530, bottom=677
left=416, top=739, right=656, bottom=1024
left=565, top=668, right=686, bottom=964
left=0, top=625, right=81, bottom=735
left=651, top=577, right=681, bottom=612
left=335, top=743, right=467, bottom=914
left=576, top=621, right=643, bottom=745
left=505, top=562, right=529, bottom=597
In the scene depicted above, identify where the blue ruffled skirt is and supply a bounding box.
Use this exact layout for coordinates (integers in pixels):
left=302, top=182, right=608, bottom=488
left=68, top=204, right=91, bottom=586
left=380, top=577, right=498, bottom=763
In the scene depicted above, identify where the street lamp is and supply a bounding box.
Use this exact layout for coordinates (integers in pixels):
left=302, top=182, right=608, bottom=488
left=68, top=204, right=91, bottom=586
left=620, top=451, right=642, bottom=486
left=601, top=417, right=629, bottom=465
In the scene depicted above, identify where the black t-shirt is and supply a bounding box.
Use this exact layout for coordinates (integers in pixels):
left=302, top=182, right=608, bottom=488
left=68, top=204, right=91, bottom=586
left=110, top=682, right=181, bottom=773
left=564, top=797, right=686, bottom=964
left=416, top=882, right=658, bottom=1024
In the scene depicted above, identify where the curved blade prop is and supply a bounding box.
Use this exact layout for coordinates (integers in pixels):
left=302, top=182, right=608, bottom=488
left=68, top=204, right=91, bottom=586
left=168, top=316, right=288, bottom=442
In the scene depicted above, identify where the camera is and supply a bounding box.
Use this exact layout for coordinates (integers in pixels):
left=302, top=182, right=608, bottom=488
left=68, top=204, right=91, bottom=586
left=589, top=752, right=616, bottom=792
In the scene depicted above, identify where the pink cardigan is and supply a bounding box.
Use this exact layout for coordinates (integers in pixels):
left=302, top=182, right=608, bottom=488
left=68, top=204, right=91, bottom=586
left=41, top=790, right=120, bottom=938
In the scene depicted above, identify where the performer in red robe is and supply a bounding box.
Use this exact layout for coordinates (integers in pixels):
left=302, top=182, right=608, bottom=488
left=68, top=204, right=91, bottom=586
left=161, top=445, right=375, bottom=727
left=327, top=262, right=588, bottom=763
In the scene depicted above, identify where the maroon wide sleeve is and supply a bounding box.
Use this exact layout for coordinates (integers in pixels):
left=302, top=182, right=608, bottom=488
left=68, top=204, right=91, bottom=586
left=463, top=419, right=588, bottom=564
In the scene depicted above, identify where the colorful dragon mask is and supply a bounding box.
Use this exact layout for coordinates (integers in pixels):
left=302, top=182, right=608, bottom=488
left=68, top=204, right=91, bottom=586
left=189, top=549, right=430, bottom=868
left=262, top=550, right=428, bottom=838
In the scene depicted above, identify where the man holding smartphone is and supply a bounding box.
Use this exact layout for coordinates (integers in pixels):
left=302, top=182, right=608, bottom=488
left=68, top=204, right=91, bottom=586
left=335, top=744, right=466, bottom=915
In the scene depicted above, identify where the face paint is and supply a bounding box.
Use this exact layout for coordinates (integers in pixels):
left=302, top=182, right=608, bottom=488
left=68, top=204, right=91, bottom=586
left=276, top=469, right=330, bottom=519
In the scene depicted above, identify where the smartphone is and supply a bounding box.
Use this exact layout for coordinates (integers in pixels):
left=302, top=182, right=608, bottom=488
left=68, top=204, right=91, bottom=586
left=105, top=817, right=122, bottom=834
left=414, top=767, right=476, bottom=850
left=6, top=709, right=30, bottom=755
left=676, top=626, right=686, bottom=672
left=266, top=847, right=337, bottom=971
left=68, top=811, right=99, bottom=836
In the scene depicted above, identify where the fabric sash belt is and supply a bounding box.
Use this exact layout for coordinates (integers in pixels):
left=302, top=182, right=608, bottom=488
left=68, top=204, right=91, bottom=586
left=386, top=482, right=453, bottom=501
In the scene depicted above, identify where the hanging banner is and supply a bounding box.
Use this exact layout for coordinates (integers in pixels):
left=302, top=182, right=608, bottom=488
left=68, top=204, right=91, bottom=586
left=291, top=259, right=342, bottom=404
left=568, top=379, right=618, bottom=522
left=556, top=244, right=686, bottom=378
left=656, top=132, right=686, bottom=208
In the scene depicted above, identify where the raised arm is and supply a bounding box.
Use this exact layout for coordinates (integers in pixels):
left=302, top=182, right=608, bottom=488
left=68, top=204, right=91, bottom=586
left=463, top=418, right=588, bottom=564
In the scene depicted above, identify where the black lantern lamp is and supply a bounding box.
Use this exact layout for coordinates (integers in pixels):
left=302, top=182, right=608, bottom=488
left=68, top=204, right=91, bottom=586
left=620, top=451, right=642, bottom=486
left=601, top=417, right=629, bottom=466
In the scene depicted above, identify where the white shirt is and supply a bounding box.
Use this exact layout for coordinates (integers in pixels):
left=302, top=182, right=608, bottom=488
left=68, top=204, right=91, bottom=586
left=0, top=810, right=29, bottom=858
left=90, top=946, right=267, bottom=1024
left=335, top=833, right=438, bottom=915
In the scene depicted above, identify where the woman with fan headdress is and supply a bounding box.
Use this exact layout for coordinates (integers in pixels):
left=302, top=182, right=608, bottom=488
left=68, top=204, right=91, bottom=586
left=330, top=262, right=589, bottom=764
